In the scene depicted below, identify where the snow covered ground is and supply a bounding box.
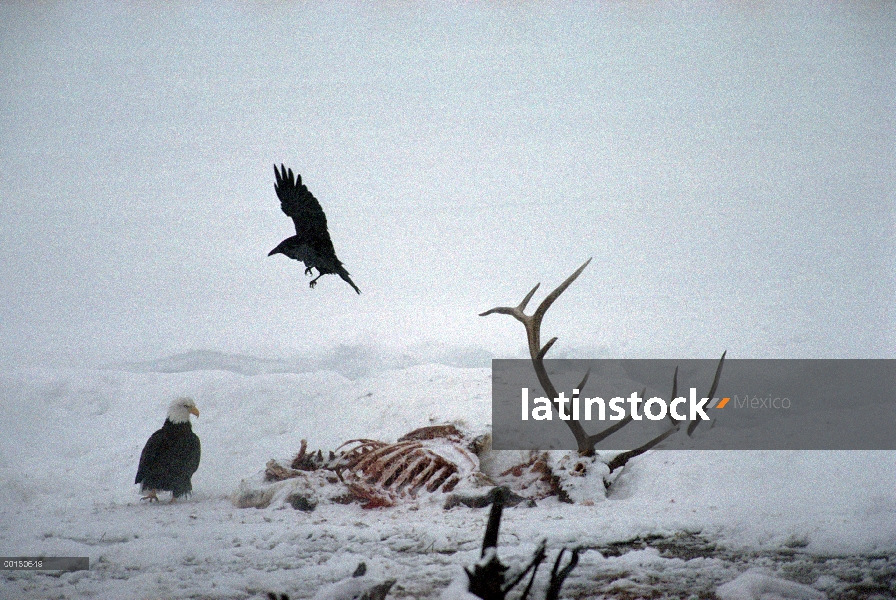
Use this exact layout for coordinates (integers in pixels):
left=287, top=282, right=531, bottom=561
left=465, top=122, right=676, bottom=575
left=1, top=354, right=894, bottom=599
left=2, top=2, right=892, bottom=598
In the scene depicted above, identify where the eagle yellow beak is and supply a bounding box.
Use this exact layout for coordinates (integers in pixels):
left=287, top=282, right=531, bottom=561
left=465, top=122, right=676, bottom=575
left=190, top=407, right=200, bottom=417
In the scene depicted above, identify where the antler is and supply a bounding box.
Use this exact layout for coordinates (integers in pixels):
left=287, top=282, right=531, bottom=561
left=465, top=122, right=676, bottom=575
left=480, top=259, right=596, bottom=455
left=480, top=258, right=591, bottom=357
left=606, top=352, right=726, bottom=473
left=481, top=259, right=726, bottom=473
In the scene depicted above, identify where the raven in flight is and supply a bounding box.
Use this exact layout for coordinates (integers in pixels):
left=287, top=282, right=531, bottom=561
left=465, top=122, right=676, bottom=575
left=268, top=165, right=360, bottom=294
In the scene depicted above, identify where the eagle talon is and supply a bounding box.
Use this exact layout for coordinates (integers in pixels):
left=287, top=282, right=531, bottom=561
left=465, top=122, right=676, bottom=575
left=141, top=490, right=160, bottom=502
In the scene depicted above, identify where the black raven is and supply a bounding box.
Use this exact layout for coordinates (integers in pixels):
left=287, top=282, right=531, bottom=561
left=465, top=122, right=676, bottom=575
left=268, top=165, right=360, bottom=294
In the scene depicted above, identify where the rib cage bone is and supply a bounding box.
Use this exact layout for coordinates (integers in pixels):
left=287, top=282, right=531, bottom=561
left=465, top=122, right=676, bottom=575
left=258, top=425, right=486, bottom=508
left=332, top=436, right=478, bottom=502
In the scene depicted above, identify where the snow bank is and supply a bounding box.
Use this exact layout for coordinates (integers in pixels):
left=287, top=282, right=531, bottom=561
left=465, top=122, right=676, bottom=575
left=1, top=359, right=894, bottom=598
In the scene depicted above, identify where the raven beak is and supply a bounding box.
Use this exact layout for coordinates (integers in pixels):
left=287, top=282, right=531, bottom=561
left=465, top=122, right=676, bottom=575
left=268, top=248, right=278, bottom=256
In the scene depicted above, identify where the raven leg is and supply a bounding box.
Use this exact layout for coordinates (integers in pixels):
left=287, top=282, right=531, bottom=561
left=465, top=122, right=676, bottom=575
left=309, top=274, right=323, bottom=288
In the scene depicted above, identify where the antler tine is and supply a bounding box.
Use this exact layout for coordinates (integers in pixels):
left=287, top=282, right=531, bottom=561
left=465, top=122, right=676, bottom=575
left=587, top=414, right=634, bottom=446
left=704, top=350, right=727, bottom=402
left=532, top=258, right=592, bottom=325
left=605, top=424, right=678, bottom=473
left=537, top=337, right=559, bottom=360
left=668, top=366, right=682, bottom=425
left=575, top=368, right=591, bottom=393
left=478, top=306, right=527, bottom=323
left=518, top=282, right=541, bottom=313
left=585, top=386, right=642, bottom=446
left=688, top=350, right=727, bottom=436
left=478, top=282, right=542, bottom=322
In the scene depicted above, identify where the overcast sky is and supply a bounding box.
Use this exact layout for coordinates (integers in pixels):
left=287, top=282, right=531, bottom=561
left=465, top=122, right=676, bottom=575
left=1, top=2, right=893, bottom=370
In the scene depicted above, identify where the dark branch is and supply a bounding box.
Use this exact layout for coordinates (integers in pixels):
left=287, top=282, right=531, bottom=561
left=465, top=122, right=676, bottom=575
left=545, top=547, right=581, bottom=600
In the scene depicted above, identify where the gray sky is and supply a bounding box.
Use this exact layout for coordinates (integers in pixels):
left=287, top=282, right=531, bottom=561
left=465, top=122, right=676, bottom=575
left=1, top=2, right=893, bottom=370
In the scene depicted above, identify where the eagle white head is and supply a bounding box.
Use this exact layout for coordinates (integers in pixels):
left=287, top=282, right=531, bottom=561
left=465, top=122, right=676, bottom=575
left=167, top=397, right=200, bottom=424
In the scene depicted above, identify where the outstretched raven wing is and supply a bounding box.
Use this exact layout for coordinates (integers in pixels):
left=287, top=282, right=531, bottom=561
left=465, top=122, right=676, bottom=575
left=273, top=164, right=331, bottom=243
left=269, top=164, right=361, bottom=294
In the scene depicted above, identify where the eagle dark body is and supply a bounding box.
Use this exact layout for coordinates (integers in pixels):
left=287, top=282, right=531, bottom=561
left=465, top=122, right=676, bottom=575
left=135, top=418, right=200, bottom=499
left=269, top=164, right=361, bottom=294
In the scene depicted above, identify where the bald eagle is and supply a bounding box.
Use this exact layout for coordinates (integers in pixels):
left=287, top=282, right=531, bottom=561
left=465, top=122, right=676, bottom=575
left=135, top=397, right=201, bottom=502
left=268, top=164, right=361, bottom=294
